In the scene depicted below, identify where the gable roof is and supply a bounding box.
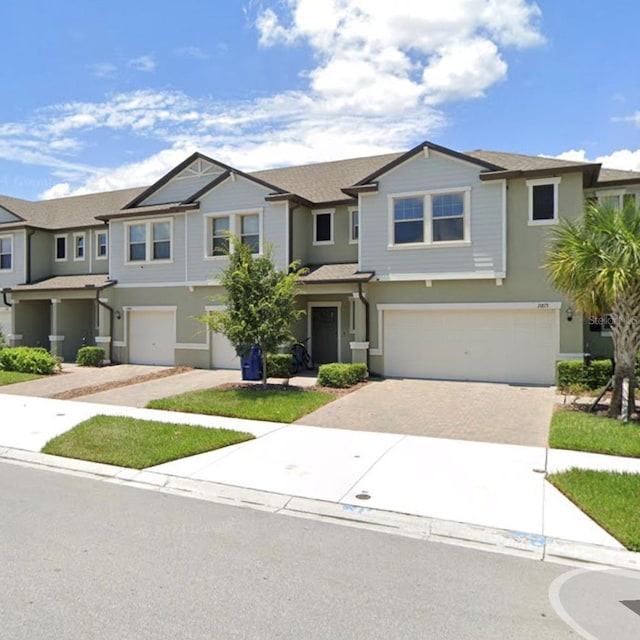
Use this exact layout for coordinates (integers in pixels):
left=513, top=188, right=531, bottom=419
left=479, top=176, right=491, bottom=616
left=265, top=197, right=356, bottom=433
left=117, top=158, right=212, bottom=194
left=594, top=167, right=640, bottom=187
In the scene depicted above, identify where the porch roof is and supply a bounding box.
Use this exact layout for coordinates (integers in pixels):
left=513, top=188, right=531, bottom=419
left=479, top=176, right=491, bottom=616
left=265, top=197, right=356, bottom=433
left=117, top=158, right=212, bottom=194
left=298, top=263, right=374, bottom=284
left=7, top=275, right=116, bottom=292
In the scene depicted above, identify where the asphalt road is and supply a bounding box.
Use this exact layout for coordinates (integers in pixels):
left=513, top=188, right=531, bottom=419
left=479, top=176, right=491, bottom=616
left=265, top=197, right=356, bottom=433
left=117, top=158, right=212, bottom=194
left=0, top=461, right=634, bottom=639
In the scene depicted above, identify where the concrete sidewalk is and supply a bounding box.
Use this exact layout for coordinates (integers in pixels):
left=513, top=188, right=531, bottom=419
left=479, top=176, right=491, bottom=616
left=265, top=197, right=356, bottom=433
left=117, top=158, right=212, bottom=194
left=1, top=393, right=639, bottom=568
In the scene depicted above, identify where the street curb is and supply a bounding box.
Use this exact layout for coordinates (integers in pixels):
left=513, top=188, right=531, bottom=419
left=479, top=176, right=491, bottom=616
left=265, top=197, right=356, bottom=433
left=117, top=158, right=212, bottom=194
left=2, top=446, right=639, bottom=571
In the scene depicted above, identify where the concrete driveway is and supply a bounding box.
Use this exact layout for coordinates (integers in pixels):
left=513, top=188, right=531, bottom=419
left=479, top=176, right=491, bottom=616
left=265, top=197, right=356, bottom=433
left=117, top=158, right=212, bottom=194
left=297, top=378, right=557, bottom=447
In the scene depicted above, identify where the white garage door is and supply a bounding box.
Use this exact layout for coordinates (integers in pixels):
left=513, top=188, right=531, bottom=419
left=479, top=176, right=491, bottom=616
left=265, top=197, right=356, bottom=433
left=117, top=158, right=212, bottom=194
left=384, top=308, right=557, bottom=385
left=129, top=309, right=175, bottom=366
left=211, top=332, right=239, bottom=370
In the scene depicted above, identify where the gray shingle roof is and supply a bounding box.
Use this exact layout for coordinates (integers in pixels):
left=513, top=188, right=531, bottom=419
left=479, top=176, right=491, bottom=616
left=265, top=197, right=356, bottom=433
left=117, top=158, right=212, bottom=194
left=9, top=274, right=115, bottom=291
left=250, top=153, right=402, bottom=204
left=596, top=167, right=640, bottom=184
left=465, top=150, right=590, bottom=172
left=298, top=263, right=374, bottom=283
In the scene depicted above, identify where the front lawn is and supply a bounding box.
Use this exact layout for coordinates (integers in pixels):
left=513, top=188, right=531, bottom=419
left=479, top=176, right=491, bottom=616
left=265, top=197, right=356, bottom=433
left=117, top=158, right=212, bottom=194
left=549, top=408, right=640, bottom=458
left=147, top=385, right=334, bottom=423
left=42, top=415, right=254, bottom=469
left=547, top=469, right=640, bottom=551
left=0, top=370, right=41, bottom=386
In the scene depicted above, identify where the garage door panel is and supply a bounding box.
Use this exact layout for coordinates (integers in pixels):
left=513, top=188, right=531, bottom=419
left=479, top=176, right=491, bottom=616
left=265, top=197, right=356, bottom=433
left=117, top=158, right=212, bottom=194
left=211, top=332, right=239, bottom=370
left=129, top=310, right=175, bottom=366
left=384, top=309, right=556, bottom=385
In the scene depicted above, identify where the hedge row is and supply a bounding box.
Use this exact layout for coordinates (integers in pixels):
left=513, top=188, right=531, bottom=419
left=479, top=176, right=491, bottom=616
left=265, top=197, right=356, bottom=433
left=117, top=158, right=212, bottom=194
left=76, top=346, right=105, bottom=367
left=317, top=362, right=367, bottom=388
left=0, top=347, right=58, bottom=375
left=557, top=359, right=612, bottom=390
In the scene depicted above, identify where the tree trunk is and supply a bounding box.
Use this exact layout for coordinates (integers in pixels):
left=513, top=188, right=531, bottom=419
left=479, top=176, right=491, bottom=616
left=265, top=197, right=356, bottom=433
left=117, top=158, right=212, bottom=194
left=261, top=351, right=267, bottom=389
left=609, top=296, right=640, bottom=419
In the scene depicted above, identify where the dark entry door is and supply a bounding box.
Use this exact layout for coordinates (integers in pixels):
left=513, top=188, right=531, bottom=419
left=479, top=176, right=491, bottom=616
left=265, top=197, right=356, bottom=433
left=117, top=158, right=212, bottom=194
left=311, top=306, right=338, bottom=365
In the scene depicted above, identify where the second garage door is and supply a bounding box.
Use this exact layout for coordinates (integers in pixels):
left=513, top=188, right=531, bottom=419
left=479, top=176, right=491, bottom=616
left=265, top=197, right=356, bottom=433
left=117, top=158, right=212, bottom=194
left=128, top=309, right=175, bottom=366
left=383, top=307, right=558, bottom=385
left=210, top=332, right=240, bottom=370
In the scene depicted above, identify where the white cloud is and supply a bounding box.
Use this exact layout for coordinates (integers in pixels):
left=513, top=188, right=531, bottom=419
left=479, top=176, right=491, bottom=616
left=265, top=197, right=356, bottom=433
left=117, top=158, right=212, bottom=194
left=128, top=55, right=156, bottom=72
left=552, top=148, right=640, bottom=172
left=0, top=3, right=546, bottom=199
left=91, top=63, right=118, bottom=79
left=40, top=182, right=72, bottom=199
left=174, top=46, right=212, bottom=60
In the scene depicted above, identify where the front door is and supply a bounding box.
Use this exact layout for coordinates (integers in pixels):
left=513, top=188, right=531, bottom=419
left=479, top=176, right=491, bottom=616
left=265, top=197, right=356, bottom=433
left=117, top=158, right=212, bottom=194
left=311, top=306, right=338, bottom=365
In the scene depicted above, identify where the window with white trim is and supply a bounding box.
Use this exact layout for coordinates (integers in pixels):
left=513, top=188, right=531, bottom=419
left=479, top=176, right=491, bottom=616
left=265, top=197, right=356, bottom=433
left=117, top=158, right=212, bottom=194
left=390, top=189, right=470, bottom=246
left=95, top=231, right=108, bottom=259
left=126, top=219, right=172, bottom=263
left=527, top=178, right=560, bottom=224
left=55, top=234, right=67, bottom=261
left=349, top=208, right=359, bottom=243
left=239, top=213, right=260, bottom=253
left=211, top=216, right=230, bottom=256
left=0, top=235, right=12, bottom=271
left=73, top=233, right=86, bottom=261
left=596, top=190, right=636, bottom=210
left=313, top=210, right=334, bottom=245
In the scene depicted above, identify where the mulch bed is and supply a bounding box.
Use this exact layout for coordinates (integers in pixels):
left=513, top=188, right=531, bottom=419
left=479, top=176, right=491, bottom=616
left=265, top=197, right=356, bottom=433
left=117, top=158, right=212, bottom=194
left=51, top=366, right=193, bottom=400
left=217, top=380, right=369, bottom=397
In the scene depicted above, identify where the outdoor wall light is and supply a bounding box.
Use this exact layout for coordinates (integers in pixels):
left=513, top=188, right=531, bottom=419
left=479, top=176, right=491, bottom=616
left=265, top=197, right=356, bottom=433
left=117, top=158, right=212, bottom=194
left=566, top=307, right=573, bottom=322
left=115, top=310, right=122, bottom=320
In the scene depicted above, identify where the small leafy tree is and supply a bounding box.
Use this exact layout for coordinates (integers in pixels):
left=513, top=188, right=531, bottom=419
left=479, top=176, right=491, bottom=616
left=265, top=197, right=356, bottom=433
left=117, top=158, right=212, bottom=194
left=199, top=236, right=306, bottom=387
left=545, top=199, right=640, bottom=419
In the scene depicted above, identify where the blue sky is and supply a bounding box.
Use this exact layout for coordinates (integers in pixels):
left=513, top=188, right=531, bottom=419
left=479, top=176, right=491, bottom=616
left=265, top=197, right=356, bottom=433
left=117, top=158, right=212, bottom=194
left=1, top=0, right=639, bottom=200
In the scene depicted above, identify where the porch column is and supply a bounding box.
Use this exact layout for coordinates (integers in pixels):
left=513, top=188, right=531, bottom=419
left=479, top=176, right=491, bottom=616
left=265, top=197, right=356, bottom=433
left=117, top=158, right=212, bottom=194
left=96, top=297, right=111, bottom=364
left=7, top=300, right=22, bottom=347
left=349, top=292, right=369, bottom=366
left=49, top=298, right=64, bottom=360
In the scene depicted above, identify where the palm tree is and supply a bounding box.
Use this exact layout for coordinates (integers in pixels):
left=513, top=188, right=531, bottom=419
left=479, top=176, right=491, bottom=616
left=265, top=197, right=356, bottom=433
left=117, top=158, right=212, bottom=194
left=545, top=198, right=640, bottom=419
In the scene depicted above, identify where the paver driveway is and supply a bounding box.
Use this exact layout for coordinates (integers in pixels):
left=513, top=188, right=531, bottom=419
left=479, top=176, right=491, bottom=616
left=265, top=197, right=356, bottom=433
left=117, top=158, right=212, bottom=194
left=296, top=378, right=557, bottom=447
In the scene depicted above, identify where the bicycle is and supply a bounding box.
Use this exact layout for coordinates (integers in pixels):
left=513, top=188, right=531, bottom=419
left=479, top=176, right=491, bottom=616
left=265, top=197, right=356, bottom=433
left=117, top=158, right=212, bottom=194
left=289, top=337, right=314, bottom=375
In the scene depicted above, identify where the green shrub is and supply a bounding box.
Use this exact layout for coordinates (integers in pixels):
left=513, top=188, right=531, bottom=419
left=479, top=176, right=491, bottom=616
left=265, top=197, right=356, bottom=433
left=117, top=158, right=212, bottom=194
left=265, top=353, right=292, bottom=378
left=76, top=346, right=105, bottom=367
left=557, top=359, right=612, bottom=391
left=0, top=346, right=57, bottom=375
left=317, top=362, right=367, bottom=388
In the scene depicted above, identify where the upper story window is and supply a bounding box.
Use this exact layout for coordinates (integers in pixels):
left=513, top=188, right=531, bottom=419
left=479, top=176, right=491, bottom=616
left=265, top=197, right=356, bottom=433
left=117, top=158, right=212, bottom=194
left=313, top=210, right=334, bottom=245
left=205, top=210, right=262, bottom=258
left=527, top=177, right=561, bottom=225
left=349, top=208, right=359, bottom=244
left=0, top=235, right=12, bottom=271
left=390, top=189, right=470, bottom=246
left=96, top=231, right=108, bottom=259
left=126, top=219, right=172, bottom=263
left=596, top=190, right=636, bottom=210
left=73, top=233, right=85, bottom=261
left=55, top=234, right=67, bottom=261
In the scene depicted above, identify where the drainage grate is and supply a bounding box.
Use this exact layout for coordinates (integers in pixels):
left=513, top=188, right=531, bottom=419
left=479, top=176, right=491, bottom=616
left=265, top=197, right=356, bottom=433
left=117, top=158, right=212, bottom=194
left=355, top=492, right=371, bottom=500
left=621, top=600, right=640, bottom=617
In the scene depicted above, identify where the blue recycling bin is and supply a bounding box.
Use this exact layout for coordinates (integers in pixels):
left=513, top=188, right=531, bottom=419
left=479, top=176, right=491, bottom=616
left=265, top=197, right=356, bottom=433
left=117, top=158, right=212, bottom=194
left=240, top=345, right=263, bottom=381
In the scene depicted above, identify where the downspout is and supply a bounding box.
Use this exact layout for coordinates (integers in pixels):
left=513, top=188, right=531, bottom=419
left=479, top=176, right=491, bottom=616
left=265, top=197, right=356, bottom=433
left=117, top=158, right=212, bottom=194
left=357, top=281, right=370, bottom=372
left=2, top=289, right=11, bottom=307
left=26, top=228, right=35, bottom=284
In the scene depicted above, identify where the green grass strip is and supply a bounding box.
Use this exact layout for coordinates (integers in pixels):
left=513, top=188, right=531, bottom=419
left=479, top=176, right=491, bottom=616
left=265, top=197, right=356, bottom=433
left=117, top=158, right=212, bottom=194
left=548, top=469, right=640, bottom=551
left=549, top=409, right=640, bottom=458
left=0, top=371, right=41, bottom=386
left=147, top=387, right=334, bottom=423
left=42, top=414, right=254, bottom=469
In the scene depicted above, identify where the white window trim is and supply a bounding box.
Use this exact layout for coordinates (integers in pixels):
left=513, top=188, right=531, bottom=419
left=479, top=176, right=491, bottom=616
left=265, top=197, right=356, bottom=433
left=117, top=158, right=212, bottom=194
left=0, top=234, right=13, bottom=272
left=124, top=218, right=174, bottom=265
left=312, top=209, right=335, bottom=246
left=349, top=207, right=359, bottom=244
left=95, top=230, right=108, bottom=260
left=527, top=177, right=561, bottom=226
left=387, top=187, right=471, bottom=248
left=202, top=209, right=263, bottom=260
left=54, top=233, right=68, bottom=262
left=73, top=232, right=86, bottom=262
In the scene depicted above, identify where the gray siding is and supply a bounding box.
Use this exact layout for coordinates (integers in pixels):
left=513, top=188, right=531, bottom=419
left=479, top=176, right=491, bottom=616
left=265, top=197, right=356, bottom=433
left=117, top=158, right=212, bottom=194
left=0, top=206, right=20, bottom=223
left=0, top=229, right=26, bottom=289
left=31, top=231, right=53, bottom=282
left=291, top=206, right=310, bottom=265
left=142, top=171, right=224, bottom=206
left=360, top=151, right=504, bottom=277
left=50, top=227, right=109, bottom=276
left=110, top=214, right=187, bottom=284
left=188, top=176, right=288, bottom=281
left=306, top=204, right=358, bottom=265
